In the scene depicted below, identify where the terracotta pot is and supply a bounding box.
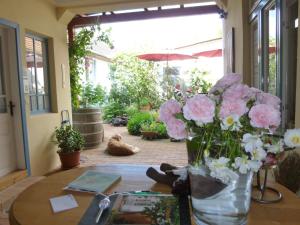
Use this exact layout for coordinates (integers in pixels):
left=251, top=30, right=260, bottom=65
left=141, top=131, right=159, bottom=140
left=58, top=151, right=80, bottom=169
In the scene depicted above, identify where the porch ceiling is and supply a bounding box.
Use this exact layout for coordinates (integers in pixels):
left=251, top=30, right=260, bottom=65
left=50, top=0, right=217, bottom=14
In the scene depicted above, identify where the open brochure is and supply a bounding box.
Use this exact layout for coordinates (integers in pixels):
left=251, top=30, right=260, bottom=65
left=78, top=193, right=182, bottom=225
left=109, top=194, right=180, bottom=225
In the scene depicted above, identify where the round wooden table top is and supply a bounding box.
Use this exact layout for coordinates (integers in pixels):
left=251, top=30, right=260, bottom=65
left=9, top=164, right=300, bottom=225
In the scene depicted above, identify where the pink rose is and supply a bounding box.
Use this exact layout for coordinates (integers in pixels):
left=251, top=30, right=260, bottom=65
left=209, top=73, right=242, bottom=94
left=219, top=99, right=248, bottom=119
left=159, top=99, right=181, bottom=123
left=222, top=83, right=253, bottom=102
left=256, top=92, right=281, bottom=110
left=166, top=118, right=187, bottom=140
left=183, top=94, right=215, bottom=124
left=249, top=104, right=281, bottom=131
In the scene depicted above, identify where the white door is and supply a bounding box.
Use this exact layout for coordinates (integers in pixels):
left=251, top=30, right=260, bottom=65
left=0, top=26, right=17, bottom=177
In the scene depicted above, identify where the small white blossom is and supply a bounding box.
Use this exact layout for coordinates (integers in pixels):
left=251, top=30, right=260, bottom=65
left=207, top=157, right=239, bottom=184
left=251, top=147, right=267, bottom=161
left=242, top=133, right=263, bottom=153
left=221, top=114, right=242, bottom=131
left=284, top=129, right=300, bottom=148
left=233, top=157, right=262, bottom=174
left=248, top=160, right=262, bottom=172
left=265, top=140, right=284, bottom=154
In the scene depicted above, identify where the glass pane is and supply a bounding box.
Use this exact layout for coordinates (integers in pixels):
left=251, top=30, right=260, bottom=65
left=0, top=36, right=5, bottom=95
left=267, top=5, right=277, bottom=95
left=0, top=97, right=6, bottom=113
left=264, top=4, right=277, bottom=95
left=37, top=95, right=44, bottom=111
left=25, top=36, right=36, bottom=95
left=30, top=95, right=37, bottom=112
left=34, top=40, right=46, bottom=94
left=251, top=19, right=260, bottom=88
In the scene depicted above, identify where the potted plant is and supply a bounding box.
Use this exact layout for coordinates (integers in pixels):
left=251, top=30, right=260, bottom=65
left=141, top=121, right=168, bottom=140
left=54, top=125, right=84, bottom=169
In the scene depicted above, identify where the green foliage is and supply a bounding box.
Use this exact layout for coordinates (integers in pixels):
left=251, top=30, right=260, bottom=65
left=127, top=112, right=155, bottom=135
left=80, top=83, right=106, bottom=107
left=54, top=125, right=84, bottom=153
left=142, top=197, right=180, bottom=225
left=141, top=121, right=168, bottom=138
left=140, top=98, right=150, bottom=107
left=69, top=26, right=113, bottom=108
left=103, top=101, right=126, bottom=122
left=109, top=53, right=161, bottom=109
left=189, top=68, right=212, bottom=94
left=125, top=105, right=139, bottom=119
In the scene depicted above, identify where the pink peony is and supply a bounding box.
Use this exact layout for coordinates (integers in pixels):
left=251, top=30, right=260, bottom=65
left=159, top=99, right=181, bottom=123
left=166, top=118, right=187, bottom=140
left=209, top=73, right=242, bottom=94
left=222, top=83, right=253, bottom=101
left=255, top=92, right=281, bottom=110
left=183, top=94, right=215, bottom=124
left=249, top=104, right=281, bottom=131
left=219, top=99, right=248, bottom=119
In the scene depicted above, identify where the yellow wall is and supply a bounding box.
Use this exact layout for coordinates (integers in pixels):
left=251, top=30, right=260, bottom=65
left=224, top=0, right=250, bottom=84
left=0, top=0, right=72, bottom=175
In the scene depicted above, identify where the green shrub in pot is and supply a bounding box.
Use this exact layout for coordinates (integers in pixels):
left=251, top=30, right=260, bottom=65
left=54, top=125, right=84, bottom=169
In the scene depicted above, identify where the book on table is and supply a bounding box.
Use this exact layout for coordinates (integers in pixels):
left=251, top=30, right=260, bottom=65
left=64, top=170, right=121, bottom=193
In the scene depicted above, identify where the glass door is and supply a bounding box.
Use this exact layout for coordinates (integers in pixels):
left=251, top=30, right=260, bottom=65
left=263, top=1, right=278, bottom=96
left=0, top=36, right=7, bottom=113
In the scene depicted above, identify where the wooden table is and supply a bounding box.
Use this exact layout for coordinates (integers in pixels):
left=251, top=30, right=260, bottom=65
left=9, top=164, right=300, bottom=225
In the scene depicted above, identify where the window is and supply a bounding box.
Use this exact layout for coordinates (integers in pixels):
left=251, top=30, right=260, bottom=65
left=25, top=35, right=50, bottom=113
left=249, top=0, right=280, bottom=96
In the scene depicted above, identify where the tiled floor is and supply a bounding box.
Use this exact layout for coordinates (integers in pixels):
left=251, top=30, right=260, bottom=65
left=80, top=124, right=188, bottom=167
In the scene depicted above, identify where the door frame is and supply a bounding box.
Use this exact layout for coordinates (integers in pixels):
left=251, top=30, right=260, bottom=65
left=0, top=18, right=31, bottom=175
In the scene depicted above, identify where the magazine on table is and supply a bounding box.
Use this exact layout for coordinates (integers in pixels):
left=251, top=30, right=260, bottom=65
left=106, top=193, right=180, bottom=225
left=64, top=170, right=121, bottom=193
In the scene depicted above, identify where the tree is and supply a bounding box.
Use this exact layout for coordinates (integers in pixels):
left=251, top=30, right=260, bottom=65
left=189, top=68, right=212, bottom=94
left=109, top=54, right=161, bottom=109
left=69, top=26, right=113, bottom=108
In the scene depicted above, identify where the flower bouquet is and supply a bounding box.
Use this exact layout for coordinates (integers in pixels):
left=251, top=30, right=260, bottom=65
left=159, top=73, right=300, bottom=225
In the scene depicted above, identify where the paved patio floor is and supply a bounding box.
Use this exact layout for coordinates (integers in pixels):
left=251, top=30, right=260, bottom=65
left=80, top=124, right=188, bottom=167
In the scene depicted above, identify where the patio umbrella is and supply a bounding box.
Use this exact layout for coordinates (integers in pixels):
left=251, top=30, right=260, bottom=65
left=138, top=53, right=195, bottom=61
left=192, top=49, right=222, bottom=58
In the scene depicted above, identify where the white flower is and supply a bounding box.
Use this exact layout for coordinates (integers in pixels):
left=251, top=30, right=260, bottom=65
left=251, top=147, right=267, bottom=161
left=207, top=157, right=239, bottom=184
left=221, top=114, right=242, bottom=131
left=284, top=129, right=300, bottom=148
left=233, top=157, right=262, bottom=174
left=265, top=140, right=284, bottom=154
left=248, top=160, right=262, bottom=172
left=242, top=133, right=263, bottom=153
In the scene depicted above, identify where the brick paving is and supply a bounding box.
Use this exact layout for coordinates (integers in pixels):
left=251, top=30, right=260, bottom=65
left=80, top=124, right=188, bottom=167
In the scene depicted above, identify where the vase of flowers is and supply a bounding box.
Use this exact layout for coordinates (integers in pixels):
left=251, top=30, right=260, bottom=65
left=159, top=73, right=300, bottom=225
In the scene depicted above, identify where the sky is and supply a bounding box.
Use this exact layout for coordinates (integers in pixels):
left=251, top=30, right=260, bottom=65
left=99, top=13, right=223, bottom=55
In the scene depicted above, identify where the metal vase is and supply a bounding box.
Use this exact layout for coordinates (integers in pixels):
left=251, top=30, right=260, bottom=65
left=189, top=166, right=253, bottom=225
